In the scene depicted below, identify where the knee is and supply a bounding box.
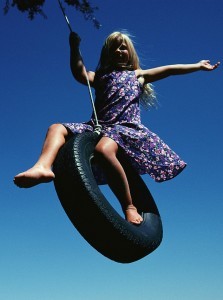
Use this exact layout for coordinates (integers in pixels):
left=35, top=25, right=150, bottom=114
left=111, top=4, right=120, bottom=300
left=47, top=123, right=68, bottom=136
left=95, top=143, right=107, bottom=159
left=95, top=141, right=116, bottom=160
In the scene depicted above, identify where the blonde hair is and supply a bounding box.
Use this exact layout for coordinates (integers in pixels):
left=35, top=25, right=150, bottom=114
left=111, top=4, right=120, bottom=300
left=96, top=31, right=157, bottom=108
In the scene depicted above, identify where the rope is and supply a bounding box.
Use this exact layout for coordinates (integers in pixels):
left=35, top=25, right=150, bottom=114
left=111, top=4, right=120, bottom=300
left=58, top=0, right=102, bottom=135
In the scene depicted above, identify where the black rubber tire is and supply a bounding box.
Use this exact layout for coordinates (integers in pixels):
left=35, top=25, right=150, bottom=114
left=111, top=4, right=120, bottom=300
left=53, top=132, right=163, bottom=263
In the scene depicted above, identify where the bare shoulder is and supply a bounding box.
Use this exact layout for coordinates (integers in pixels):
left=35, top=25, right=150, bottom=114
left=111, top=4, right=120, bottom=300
left=135, top=69, right=143, bottom=77
left=135, top=67, right=167, bottom=84
left=87, top=71, right=96, bottom=85
left=135, top=69, right=145, bottom=85
left=135, top=68, right=153, bottom=77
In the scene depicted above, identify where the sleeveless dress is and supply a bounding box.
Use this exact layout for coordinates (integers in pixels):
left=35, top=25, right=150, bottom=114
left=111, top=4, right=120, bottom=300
left=63, top=70, right=186, bottom=184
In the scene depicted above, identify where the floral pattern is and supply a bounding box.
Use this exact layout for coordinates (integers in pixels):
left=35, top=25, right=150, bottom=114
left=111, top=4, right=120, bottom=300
left=63, top=70, right=186, bottom=184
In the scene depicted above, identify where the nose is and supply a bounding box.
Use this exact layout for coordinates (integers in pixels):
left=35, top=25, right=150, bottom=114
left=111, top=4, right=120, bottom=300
left=116, top=49, right=123, bottom=58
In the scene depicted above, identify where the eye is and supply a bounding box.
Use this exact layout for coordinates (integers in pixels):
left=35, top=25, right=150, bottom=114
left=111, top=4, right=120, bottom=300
left=119, top=45, right=127, bottom=51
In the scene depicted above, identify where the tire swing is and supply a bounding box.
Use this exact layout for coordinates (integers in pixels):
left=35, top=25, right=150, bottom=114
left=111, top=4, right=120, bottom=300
left=53, top=130, right=163, bottom=263
left=54, top=2, right=163, bottom=263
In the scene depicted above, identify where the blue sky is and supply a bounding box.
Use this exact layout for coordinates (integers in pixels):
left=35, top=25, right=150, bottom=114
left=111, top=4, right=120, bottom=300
left=1, top=0, right=222, bottom=299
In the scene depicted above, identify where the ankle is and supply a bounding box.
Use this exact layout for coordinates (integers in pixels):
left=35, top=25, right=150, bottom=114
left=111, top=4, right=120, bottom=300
left=34, top=163, right=51, bottom=170
left=125, top=204, right=137, bottom=211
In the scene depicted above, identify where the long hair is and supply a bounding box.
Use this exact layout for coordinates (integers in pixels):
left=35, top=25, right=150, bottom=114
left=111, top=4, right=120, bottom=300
left=96, top=31, right=157, bottom=108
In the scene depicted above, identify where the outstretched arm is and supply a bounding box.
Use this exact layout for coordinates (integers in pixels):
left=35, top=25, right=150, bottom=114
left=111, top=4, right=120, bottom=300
left=69, top=32, right=95, bottom=85
left=139, top=60, right=220, bottom=83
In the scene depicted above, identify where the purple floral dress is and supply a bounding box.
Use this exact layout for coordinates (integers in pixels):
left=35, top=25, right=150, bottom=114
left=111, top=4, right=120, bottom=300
left=63, top=70, right=186, bottom=184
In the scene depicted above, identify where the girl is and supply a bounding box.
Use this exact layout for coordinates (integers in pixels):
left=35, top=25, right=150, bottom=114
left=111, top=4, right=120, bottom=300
left=14, top=31, right=220, bottom=224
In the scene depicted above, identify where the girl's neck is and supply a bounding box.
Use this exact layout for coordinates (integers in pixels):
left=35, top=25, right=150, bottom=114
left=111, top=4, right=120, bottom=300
left=109, top=64, right=134, bottom=72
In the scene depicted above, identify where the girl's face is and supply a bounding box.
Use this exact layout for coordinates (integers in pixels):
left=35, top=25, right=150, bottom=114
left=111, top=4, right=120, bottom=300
left=110, top=38, right=130, bottom=68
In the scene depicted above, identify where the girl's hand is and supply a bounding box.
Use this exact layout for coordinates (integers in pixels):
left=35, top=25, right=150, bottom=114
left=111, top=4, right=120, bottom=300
left=69, top=32, right=81, bottom=49
left=199, top=60, right=220, bottom=71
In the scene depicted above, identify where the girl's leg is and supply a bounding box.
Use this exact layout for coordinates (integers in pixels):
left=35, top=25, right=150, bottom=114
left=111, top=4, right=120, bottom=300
left=14, top=124, right=69, bottom=188
left=95, top=137, right=143, bottom=224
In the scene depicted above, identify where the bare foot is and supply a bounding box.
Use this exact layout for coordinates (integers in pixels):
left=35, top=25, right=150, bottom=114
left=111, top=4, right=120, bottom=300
left=14, top=165, right=55, bottom=188
left=125, top=204, right=143, bottom=225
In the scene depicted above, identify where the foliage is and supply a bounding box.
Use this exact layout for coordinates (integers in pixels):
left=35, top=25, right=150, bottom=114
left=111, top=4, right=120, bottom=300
left=3, top=0, right=101, bottom=28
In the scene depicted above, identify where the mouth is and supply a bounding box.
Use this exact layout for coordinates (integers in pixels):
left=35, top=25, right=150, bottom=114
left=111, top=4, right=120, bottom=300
left=111, top=53, right=129, bottom=67
left=116, top=54, right=127, bottom=63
